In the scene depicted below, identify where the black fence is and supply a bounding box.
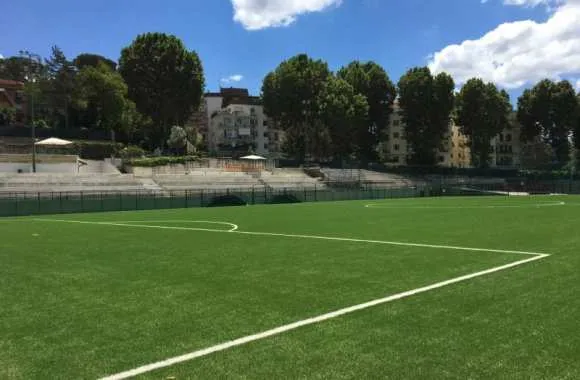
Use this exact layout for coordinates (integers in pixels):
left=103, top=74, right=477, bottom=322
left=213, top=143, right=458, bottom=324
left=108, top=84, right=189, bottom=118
left=0, top=185, right=430, bottom=217
left=1, top=179, right=578, bottom=218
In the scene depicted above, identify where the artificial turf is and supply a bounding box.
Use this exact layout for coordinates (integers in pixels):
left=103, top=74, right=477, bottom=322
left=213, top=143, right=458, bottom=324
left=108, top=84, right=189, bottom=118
left=0, top=195, right=579, bottom=379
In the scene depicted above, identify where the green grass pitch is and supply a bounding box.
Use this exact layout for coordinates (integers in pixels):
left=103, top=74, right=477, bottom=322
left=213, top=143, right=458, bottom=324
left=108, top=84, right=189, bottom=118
left=1, top=195, right=580, bottom=379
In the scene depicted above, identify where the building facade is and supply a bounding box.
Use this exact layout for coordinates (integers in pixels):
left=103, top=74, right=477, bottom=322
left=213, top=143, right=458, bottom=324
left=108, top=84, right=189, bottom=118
left=383, top=101, right=520, bottom=168
left=199, top=88, right=283, bottom=158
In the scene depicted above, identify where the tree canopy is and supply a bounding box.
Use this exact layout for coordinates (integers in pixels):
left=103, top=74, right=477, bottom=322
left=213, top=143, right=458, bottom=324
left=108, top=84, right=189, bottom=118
left=73, top=54, right=117, bottom=71
left=119, top=32, right=205, bottom=148
left=72, top=63, right=140, bottom=136
left=517, top=79, right=578, bottom=167
left=455, top=78, right=512, bottom=168
left=261, top=54, right=332, bottom=161
left=397, top=67, right=455, bottom=166
left=337, top=61, right=396, bottom=162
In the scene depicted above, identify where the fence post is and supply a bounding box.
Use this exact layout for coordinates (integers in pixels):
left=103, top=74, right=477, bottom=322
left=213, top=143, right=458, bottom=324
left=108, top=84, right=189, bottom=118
left=200, top=190, right=204, bottom=207
left=119, top=192, right=123, bottom=211
left=80, top=191, right=84, bottom=212
left=59, top=192, right=63, bottom=213
left=314, top=184, right=317, bottom=202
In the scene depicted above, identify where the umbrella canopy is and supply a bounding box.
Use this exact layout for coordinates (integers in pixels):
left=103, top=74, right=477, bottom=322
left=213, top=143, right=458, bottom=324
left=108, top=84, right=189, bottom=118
left=35, top=137, right=74, bottom=146
left=240, top=154, right=266, bottom=160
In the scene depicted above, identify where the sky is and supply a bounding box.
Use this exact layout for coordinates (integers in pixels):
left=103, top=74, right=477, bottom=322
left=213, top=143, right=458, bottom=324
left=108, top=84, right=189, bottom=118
left=1, top=0, right=580, bottom=101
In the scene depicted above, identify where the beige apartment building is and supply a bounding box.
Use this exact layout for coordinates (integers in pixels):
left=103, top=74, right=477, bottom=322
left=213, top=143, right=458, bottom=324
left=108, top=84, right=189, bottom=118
left=383, top=102, right=520, bottom=169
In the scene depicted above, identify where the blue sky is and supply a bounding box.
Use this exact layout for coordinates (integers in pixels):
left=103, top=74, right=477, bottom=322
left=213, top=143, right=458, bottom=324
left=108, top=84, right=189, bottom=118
left=1, top=0, right=579, bottom=100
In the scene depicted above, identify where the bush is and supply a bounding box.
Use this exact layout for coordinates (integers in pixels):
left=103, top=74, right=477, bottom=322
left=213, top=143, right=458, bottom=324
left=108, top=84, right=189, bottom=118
left=73, top=141, right=124, bottom=160
left=120, top=145, right=146, bottom=159
left=128, top=155, right=199, bottom=167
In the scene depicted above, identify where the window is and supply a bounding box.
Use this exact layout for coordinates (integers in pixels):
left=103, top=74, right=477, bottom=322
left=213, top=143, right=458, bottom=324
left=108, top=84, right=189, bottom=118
left=263, top=120, right=268, bottom=126
left=500, top=134, right=504, bottom=142
left=392, top=120, right=400, bottom=127
left=506, top=134, right=512, bottom=142
left=392, top=156, right=400, bottom=163
left=393, top=144, right=400, bottom=151
left=439, top=156, right=445, bottom=163
left=508, top=145, right=513, bottom=153
left=393, top=132, right=400, bottom=139
left=263, top=132, right=268, bottom=138
left=264, top=143, right=269, bottom=150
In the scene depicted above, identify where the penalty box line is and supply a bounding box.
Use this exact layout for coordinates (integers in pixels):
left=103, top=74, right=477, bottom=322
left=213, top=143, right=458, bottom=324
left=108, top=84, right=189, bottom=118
left=31, top=219, right=551, bottom=379
left=33, top=218, right=549, bottom=257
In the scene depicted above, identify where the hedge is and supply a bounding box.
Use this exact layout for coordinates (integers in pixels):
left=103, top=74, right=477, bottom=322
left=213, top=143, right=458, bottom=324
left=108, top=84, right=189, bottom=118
left=73, top=141, right=124, bottom=160
left=128, top=156, right=200, bottom=167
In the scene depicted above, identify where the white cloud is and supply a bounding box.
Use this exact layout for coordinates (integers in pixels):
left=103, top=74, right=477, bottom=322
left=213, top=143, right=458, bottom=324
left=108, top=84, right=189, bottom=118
left=221, top=74, right=244, bottom=84
left=0, top=54, right=4, bottom=59
left=429, top=0, right=580, bottom=89
left=231, top=0, right=342, bottom=30
left=575, top=79, right=580, bottom=91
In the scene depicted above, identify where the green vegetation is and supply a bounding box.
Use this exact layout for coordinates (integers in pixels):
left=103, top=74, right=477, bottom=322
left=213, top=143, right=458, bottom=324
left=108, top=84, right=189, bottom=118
left=1, top=196, right=579, bottom=379
left=128, top=155, right=199, bottom=167
left=397, top=67, right=455, bottom=166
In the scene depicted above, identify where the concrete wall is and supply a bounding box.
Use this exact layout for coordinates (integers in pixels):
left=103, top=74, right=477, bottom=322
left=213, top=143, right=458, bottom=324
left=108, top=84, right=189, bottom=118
left=0, top=162, right=78, bottom=173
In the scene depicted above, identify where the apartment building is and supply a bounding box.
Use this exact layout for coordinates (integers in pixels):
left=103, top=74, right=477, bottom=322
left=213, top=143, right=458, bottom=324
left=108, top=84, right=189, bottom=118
left=383, top=101, right=520, bottom=168
left=201, top=88, right=279, bottom=157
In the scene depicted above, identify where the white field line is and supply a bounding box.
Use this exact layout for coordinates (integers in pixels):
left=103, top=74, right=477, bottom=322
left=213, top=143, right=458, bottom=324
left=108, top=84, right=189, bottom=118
left=364, top=201, right=566, bottom=209
left=99, top=253, right=549, bottom=380
left=115, top=220, right=239, bottom=232
left=33, top=218, right=549, bottom=256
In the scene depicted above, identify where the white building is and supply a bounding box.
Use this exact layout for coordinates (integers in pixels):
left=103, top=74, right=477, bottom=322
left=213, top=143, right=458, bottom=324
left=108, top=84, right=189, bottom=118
left=202, top=88, right=275, bottom=157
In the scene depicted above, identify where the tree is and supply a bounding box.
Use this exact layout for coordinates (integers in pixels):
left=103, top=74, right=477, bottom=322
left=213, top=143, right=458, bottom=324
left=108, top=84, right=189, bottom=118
left=73, top=62, right=139, bottom=136
left=42, top=46, right=76, bottom=129
left=261, top=54, right=331, bottom=161
left=517, top=79, right=578, bottom=167
left=397, top=67, right=455, bottom=165
left=167, top=126, right=188, bottom=155
left=317, top=76, right=368, bottom=161
left=456, top=78, right=512, bottom=168
left=337, top=61, right=396, bottom=162
left=0, top=107, right=16, bottom=126
left=119, top=33, right=205, bottom=148
left=73, top=54, right=117, bottom=71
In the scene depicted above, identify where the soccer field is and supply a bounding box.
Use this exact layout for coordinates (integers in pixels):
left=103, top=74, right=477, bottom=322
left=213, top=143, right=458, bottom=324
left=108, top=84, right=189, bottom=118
left=1, top=195, right=579, bottom=379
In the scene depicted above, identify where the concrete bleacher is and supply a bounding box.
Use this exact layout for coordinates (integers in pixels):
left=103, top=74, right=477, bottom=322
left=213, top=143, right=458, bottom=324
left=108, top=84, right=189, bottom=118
left=0, top=173, right=150, bottom=195
left=262, top=169, right=324, bottom=190
left=153, top=170, right=261, bottom=191
left=320, top=168, right=422, bottom=188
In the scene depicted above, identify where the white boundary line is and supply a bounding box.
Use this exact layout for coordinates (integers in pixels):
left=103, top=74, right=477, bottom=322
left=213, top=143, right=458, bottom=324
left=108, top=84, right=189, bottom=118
left=364, top=201, right=566, bottom=209
left=115, top=220, right=239, bottom=232
left=30, top=218, right=552, bottom=379
left=99, top=254, right=549, bottom=380
left=33, top=218, right=549, bottom=256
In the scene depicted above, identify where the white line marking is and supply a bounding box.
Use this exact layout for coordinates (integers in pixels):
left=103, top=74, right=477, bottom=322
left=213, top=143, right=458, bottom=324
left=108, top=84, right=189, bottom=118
left=98, top=253, right=549, bottom=380
left=33, top=219, right=549, bottom=256
left=116, top=220, right=239, bottom=232
left=364, top=201, right=566, bottom=209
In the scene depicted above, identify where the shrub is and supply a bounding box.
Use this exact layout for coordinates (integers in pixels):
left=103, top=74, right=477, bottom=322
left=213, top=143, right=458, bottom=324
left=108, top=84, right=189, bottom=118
left=128, top=155, right=199, bottom=167
left=120, top=145, right=146, bottom=159
left=73, top=141, right=124, bottom=160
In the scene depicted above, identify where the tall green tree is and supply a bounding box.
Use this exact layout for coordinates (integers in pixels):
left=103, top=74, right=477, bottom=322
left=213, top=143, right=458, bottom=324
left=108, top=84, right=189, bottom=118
left=317, top=76, right=369, bottom=161
left=456, top=78, right=512, bottom=168
left=42, top=46, right=76, bottom=128
left=261, top=54, right=331, bottom=161
left=337, top=61, right=396, bottom=162
left=119, top=32, right=205, bottom=148
left=73, top=54, right=117, bottom=71
left=517, top=79, right=578, bottom=166
left=72, top=63, right=140, bottom=137
left=397, top=67, right=455, bottom=165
